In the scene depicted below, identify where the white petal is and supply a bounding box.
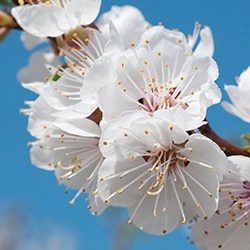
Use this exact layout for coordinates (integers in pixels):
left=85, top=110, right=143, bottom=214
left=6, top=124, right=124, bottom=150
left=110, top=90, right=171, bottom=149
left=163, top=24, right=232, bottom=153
left=87, top=193, right=109, bottom=216
left=68, top=0, right=101, bottom=26
left=12, top=5, right=69, bottom=37
left=183, top=134, right=229, bottom=181
left=98, top=158, right=149, bottom=207
left=27, top=97, right=56, bottom=138
left=30, top=140, right=54, bottom=170
left=153, top=106, right=206, bottom=131
left=179, top=162, right=219, bottom=219
left=237, top=66, right=250, bottom=89
left=127, top=181, right=181, bottom=235
left=194, top=26, right=214, bottom=57
left=98, top=82, right=137, bottom=125
left=97, top=5, right=150, bottom=48
left=193, top=213, right=250, bottom=250
left=80, top=56, right=116, bottom=104
left=55, top=118, right=100, bottom=138
left=228, top=155, right=250, bottom=181
left=22, top=81, right=45, bottom=94
left=222, top=85, right=250, bottom=122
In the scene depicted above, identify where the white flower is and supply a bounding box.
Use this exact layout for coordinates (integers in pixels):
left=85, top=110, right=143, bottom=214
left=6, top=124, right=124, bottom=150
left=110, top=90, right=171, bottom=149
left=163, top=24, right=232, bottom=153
left=97, top=5, right=150, bottom=48
left=193, top=155, right=250, bottom=250
left=12, top=0, right=102, bottom=37
left=31, top=117, right=108, bottom=215
left=98, top=111, right=228, bottom=235
left=222, top=67, right=250, bottom=123
left=82, top=26, right=220, bottom=128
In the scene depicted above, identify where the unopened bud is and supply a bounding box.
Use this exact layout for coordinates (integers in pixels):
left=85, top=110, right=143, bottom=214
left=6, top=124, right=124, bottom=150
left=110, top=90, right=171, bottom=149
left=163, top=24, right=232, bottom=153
left=0, top=10, right=17, bottom=28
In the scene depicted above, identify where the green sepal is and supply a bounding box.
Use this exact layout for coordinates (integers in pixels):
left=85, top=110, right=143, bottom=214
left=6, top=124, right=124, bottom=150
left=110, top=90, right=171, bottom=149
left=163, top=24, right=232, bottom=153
left=245, top=146, right=250, bottom=154
left=51, top=73, right=61, bottom=82
left=242, top=133, right=250, bottom=144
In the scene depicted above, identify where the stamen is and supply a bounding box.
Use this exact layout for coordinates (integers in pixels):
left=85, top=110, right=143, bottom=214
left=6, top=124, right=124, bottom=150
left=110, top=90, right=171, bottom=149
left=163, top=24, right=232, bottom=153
left=181, top=167, right=213, bottom=197
left=171, top=177, right=187, bottom=224
left=153, top=191, right=161, bottom=217
left=129, top=194, right=147, bottom=224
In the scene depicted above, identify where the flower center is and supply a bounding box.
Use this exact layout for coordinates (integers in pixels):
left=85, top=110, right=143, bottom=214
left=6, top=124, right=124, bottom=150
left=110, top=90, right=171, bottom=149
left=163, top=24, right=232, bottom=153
left=142, top=142, right=189, bottom=196
left=220, top=180, right=250, bottom=227
left=239, top=181, right=250, bottom=212
left=139, top=86, right=179, bottom=113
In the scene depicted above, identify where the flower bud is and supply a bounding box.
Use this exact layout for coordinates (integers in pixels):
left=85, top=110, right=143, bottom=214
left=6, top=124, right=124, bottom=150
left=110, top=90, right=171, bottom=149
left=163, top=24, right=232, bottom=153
left=0, top=10, right=16, bottom=27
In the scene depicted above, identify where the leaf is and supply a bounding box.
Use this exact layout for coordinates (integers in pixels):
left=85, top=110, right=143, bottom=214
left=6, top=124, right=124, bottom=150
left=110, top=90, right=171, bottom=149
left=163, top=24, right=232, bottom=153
left=0, top=0, right=15, bottom=7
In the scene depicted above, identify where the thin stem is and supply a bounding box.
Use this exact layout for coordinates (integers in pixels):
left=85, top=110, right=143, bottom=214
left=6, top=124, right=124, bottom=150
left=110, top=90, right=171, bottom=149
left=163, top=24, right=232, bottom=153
left=199, top=122, right=250, bottom=157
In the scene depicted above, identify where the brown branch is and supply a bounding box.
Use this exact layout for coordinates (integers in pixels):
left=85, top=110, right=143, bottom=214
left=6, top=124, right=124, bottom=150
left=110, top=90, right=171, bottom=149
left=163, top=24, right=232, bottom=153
left=199, top=123, right=250, bottom=157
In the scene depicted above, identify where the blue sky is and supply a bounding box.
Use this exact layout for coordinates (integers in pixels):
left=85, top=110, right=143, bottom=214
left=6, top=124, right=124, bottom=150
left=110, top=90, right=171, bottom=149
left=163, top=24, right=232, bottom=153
left=0, top=0, right=250, bottom=249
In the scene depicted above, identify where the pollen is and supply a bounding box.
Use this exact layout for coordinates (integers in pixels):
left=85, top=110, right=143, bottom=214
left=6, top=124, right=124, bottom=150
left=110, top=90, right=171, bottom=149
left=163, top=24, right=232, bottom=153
left=130, top=155, right=135, bottom=160
left=117, top=189, right=123, bottom=194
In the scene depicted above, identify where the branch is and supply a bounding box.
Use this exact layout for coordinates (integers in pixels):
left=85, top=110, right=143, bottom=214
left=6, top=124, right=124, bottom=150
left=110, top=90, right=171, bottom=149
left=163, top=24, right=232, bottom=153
left=199, top=123, right=250, bottom=157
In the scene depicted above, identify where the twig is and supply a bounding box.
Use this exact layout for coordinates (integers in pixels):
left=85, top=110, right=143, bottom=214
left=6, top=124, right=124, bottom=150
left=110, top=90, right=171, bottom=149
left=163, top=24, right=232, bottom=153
left=199, top=123, right=250, bottom=157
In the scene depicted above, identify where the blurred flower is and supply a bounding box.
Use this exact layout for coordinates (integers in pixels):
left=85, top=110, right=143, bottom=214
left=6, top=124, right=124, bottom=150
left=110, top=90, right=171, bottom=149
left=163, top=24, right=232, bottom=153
left=18, top=50, right=60, bottom=83
left=11, top=0, right=102, bottom=37
left=222, top=66, right=250, bottom=123
left=98, top=110, right=228, bottom=235
left=193, top=155, right=250, bottom=250
left=0, top=206, right=78, bottom=250
left=20, top=32, right=47, bottom=50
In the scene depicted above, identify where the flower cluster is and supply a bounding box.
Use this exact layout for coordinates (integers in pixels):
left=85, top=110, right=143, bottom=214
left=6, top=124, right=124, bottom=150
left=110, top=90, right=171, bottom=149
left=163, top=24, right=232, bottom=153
left=5, top=0, right=250, bottom=249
